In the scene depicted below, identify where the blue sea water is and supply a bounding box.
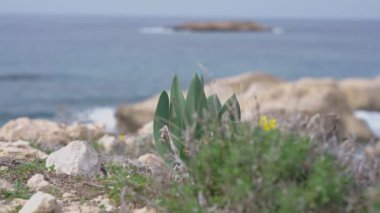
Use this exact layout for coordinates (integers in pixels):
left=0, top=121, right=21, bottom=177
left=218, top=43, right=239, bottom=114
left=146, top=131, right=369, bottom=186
left=0, top=15, right=379, bottom=129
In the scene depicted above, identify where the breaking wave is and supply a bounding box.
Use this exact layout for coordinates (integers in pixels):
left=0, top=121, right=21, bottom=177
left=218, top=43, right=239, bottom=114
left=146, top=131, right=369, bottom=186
left=355, top=110, right=380, bottom=137
left=75, top=107, right=116, bottom=132
left=138, top=26, right=174, bottom=34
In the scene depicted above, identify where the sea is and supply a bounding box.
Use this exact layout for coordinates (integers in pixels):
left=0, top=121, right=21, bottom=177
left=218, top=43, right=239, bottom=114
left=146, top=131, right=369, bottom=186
left=0, top=14, right=379, bottom=134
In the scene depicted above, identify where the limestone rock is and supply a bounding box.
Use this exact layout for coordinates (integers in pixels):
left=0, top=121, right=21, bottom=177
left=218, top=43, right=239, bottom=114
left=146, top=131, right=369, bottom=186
left=339, top=77, right=380, bottom=111
left=132, top=207, right=157, bottom=213
left=138, top=153, right=169, bottom=178
left=46, top=141, right=101, bottom=177
left=137, top=122, right=153, bottom=136
left=0, top=118, right=106, bottom=150
left=0, top=178, right=14, bottom=192
left=239, top=78, right=374, bottom=141
left=205, top=72, right=282, bottom=103
left=62, top=196, right=115, bottom=213
left=65, top=122, right=106, bottom=142
left=19, top=191, right=62, bottom=213
left=97, top=135, right=117, bottom=153
left=0, top=140, right=47, bottom=160
left=62, top=192, right=76, bottom=200
left=0, top=118, right=67, bottom=150
left=0, top=198, right=27, bottom=212
left=62, top=203, right=101, bottom=213
left=116, top=96, right=160, bottom=133
left=27, top=174, right=51, bottom=191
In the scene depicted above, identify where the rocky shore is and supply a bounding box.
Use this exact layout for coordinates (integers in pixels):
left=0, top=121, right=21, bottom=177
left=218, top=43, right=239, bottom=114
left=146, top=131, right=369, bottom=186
left=0, top=118, right=160, bottom=212
left=117, top=72, right=380, bottom=142
left=172, top=21, right=271, bottom=32
left=1, top=72, right=380, bottom=212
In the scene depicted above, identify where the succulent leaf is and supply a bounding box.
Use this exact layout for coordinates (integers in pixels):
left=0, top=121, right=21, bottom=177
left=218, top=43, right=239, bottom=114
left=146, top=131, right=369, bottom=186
left=153, top=74, right=241, bottom=162
left=207, top=94, right=222, bottom=117
left=169, top=75, right=186, bottom=154
left=185, top=74, right=208, bottom=125
left=153, top=91, right=171, bottom=156
left=218, top=94, right=241, bottom=122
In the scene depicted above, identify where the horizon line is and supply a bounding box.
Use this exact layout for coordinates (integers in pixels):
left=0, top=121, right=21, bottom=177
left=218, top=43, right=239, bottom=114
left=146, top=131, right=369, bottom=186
left=0, top=12, right=379, bottom=21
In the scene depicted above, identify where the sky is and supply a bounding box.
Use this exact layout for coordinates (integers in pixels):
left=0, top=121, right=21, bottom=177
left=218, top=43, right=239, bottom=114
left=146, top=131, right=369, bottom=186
left=0, top=0, right=380, bottom=19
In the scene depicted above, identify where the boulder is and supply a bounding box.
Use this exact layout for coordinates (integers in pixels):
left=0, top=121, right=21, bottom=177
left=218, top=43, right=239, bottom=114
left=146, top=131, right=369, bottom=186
left=116, top=96, right=160, bottom=133
left=339, top=77, right=380, bottom=111
left=239, top=78, right=373, bottom=141
left=0, top=140, right=47, bottom=160
left=0, top=118, right=66, bottom=150
left=137, top=121, right=153, bottom=136
left=204, top=72, right=282, bottom=102
left=65, top=122, right=106, bottom=142
left=239, top=78, right=348, bottom=113
left=173, top=21, right=271, bottom=32
left=46, top=141, right=101, bottom=177
left=0, top=118, right=106, bottom=150
left=27, top=174, right=51, bottom=191
left=19, top=191, right=62, bottom=213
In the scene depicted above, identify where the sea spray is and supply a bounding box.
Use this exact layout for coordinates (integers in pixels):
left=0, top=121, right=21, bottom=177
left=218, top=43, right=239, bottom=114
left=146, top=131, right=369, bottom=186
left=355, top=110, right=380, bottom=137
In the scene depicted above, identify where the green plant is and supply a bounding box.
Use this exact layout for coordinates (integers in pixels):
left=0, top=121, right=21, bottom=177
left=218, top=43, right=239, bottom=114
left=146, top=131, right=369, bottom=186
left=153, top=74, right=240, bottom=161
left=100, top=164, right=154, bottom=206
left=0, top=159, right=46, bottom=182
left=158, top=122, right=363, bottom=212
left=0, top=180, right=32, bottom=200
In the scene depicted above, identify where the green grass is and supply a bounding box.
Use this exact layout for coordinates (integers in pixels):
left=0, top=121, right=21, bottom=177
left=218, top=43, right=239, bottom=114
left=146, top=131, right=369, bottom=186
left=0, top=180, right=32, bottom=200
left=99, top=164, right=155, bottom=207
left=0, top=159, right=45, bottom=182
left=29, top=143, right=54, bottom=154
left=0, top=159, right=46, bottom=200
left=91, top=140, right=105, bottom=153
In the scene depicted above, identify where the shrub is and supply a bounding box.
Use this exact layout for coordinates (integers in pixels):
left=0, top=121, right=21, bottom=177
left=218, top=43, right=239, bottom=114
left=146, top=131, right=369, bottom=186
left=158, top=123, right=365, bottom=212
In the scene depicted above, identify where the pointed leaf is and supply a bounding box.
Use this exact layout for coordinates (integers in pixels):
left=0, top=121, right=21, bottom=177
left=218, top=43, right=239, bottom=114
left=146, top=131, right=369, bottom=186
left=218, top=94, right=241, bottom=122
left=153, top=91, right=171, bottom=156
left=186, top=74, right=208, bottom=125
left=169, top=75, right=186, bottom=153
left=185, top=74, right=208, bottom=140
left=207, top=94, right=222, bottom=117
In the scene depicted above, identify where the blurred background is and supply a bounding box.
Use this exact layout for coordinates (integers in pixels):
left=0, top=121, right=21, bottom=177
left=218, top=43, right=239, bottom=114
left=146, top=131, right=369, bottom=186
left=0, top=0, right=379, bottom=130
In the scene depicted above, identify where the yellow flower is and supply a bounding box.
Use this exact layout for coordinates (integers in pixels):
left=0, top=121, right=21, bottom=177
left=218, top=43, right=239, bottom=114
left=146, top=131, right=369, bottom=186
left=118, top=134, right=126, bottom=141
left=260, top=116, right=277, bottom=131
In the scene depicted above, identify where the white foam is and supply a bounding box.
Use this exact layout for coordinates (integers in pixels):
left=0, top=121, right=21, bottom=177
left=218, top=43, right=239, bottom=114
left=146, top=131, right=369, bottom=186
left=138, top=26, right=174, bottom=34
left=272, top=27, right=284, bottom=35
left=76, top=107, right=116, bottom=132
left=355, top=110, right=380, bottom=137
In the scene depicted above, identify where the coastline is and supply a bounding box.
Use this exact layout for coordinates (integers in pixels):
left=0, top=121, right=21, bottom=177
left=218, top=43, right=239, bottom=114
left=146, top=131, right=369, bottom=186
left=0, top=71, right=379, bottom=141
left=115, top=72, right=380, bottom=142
